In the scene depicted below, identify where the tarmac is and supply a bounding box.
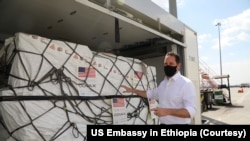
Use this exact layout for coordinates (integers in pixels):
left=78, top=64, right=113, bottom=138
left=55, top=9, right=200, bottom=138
left=201, top=87, right=250, bottom=125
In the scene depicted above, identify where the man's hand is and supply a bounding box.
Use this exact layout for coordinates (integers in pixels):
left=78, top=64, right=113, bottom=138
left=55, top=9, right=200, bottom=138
left=151, top=107, right=168, bottom=117
left=201, top=73, right=210, bottom=80
left=120, top=85, right=147, bottom=98
left=121, top=85, right=133, bottom=93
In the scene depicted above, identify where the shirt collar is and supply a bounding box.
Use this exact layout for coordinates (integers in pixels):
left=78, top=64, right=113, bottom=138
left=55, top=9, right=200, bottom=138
left=165, top=71, right=180, bottom=81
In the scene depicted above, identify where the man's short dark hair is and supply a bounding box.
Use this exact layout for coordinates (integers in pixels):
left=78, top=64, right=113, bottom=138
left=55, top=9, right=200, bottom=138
left=166, top=52, right=180, bottom=64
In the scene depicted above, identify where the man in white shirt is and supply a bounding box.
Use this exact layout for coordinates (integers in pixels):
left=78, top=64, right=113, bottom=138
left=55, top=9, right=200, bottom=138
left=121, top=51, right=197, bottom=124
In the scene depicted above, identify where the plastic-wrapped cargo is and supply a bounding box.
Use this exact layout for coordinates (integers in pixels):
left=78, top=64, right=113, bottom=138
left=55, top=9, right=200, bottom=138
left=0, top=33, right=158, bottom=141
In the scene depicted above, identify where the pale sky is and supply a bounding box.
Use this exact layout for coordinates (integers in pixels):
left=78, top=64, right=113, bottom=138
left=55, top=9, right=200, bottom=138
left=152, top=0, right=250, bottom=85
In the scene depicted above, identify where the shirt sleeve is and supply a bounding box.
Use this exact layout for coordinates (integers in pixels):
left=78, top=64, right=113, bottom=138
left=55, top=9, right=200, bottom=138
left=146, top=88, right=158, bottom=100
left=182, top=81, right=197, bottom=119
left=146, top=79, right=165, bottom=100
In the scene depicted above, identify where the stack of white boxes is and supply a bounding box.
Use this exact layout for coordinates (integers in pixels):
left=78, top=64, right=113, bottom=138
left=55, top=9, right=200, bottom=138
left=0, top=33, right=158, bottom=141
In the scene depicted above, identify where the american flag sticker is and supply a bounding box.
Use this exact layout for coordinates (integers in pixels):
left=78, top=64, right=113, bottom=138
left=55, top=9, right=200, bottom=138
left=112, top=98, right=125, bottom=107
left=134, top=71, right=143, bottom=79
left=78, top=66, right=96, bottom=78
left=112, top=98, right=127, bottom=124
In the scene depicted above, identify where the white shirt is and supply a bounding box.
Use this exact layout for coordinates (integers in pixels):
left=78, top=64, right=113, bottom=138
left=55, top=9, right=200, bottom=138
left=147, top=72, right=197, bottom=124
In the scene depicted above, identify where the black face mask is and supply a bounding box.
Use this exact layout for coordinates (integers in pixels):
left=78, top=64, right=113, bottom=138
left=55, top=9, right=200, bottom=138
left=164, top=66, right=177, bottom=77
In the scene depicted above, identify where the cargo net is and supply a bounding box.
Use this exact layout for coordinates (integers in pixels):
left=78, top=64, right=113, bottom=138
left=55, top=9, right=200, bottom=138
left=0, top=33, right=158, bottom=141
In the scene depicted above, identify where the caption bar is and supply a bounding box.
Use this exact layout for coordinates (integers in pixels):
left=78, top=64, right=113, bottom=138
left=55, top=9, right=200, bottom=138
left=87, top=125, right=249, bottom=140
